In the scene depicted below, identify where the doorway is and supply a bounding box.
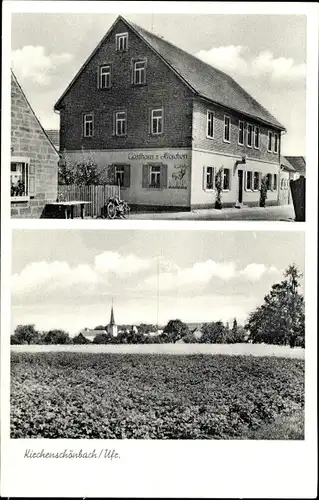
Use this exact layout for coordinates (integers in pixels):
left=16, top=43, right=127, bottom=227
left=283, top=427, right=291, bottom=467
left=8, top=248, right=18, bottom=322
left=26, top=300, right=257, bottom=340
left=238, top=170, right=243, bottom=204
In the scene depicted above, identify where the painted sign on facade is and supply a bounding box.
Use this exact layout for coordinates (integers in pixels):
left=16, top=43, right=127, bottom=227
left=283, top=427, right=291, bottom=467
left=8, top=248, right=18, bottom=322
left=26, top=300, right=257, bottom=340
left=168, top=164, right=188, bottom=189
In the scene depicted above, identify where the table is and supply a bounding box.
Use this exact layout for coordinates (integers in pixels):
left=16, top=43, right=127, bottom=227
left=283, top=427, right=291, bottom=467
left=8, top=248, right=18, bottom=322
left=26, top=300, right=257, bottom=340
left=47, top=201, right=92, bottom=219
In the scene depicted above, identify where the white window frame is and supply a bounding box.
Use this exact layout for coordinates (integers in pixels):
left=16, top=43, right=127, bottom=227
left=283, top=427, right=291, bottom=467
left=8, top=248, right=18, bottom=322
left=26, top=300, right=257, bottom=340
left=222, top=168, right=230, bottom=191
left=268, top=131, right=273, bottom=152
left=274, top=133, right=279, bottom=154
left=247, top=123, right=253, bottom=148
left=253, top=171, right=260, bottom=191
left=223, top=115, right=231, bottom=143
left=254, top=126, right=260, bottom=149
left=207, top=110, right=214, bottom=139
left=204, top=166, right=215, bottom=191
left=246, top=170, right=253, bottom=191
left=149, top=165, right=161, bottom=188
left=99, top=65, right=111, bottom=89
left=151, top=108, right=164, bottom=135
left=133, top=60, right=146, bottom=85
left=238, top=120, right=244, bottom=146
left=11, top=156, right=30, bottom=201
left=115, top=32, right=128, bottom=51
left=115, top=111, right=127, bottom=136
left=83, top=113, right=94, bottom=137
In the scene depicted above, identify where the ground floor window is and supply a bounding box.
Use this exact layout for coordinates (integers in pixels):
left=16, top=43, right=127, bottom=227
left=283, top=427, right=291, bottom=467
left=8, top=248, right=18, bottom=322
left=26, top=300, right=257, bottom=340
left=203, top=166, right=214, bottom=190
left=273, top=173, right=278, bottom=190
left=222, top=168, right=230, bottom=190
left=11, top=157, right=31, bottom=200
left=113, top=164, right=130, bottom=188
left=266, top=173, right=273, bottom=190
left=142, top=163, right=168, bottom=189
left=253, top=171, right=260, bottom=191
left=246, top=171, right=253, bottom=190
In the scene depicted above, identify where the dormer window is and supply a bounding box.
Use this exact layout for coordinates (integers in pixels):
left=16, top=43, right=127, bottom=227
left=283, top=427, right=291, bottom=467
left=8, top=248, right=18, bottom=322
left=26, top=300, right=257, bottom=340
left=116, top=32, right=128, bottom=51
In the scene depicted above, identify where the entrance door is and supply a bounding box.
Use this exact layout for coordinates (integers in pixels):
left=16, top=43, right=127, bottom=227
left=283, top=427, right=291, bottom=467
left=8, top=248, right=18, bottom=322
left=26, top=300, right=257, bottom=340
left=238, top=170, right=243, bottom=203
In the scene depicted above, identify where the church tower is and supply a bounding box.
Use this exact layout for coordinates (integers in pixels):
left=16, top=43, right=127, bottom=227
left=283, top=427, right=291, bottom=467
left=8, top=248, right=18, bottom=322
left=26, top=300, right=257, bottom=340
left=107, top=299, right=118, bottom=337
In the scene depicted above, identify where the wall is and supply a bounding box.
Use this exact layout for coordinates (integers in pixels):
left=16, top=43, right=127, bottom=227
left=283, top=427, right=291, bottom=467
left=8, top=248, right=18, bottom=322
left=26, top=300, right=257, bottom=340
left=192, top=98, right=282, bottom=165
left=279, top=169, right=292, bottom=205
left=11, top=74, right=58, bottom=218
left=65, top=148, right=191, bottom=209
left=58, top=19, right=193, bottom=152
left=191, top=149, right=280, bottom=208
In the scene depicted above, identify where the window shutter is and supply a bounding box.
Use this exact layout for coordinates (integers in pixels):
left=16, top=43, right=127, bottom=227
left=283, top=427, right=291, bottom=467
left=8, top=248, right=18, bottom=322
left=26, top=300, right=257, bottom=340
left=142, top=164, right=149, bottom=188
left=244, top=171, right=247, bottom=191
left=202, top=166, right=207, bottom=190
left=227, top=168, right=231, bottom=190
left=112, top=111, right=116, bottom=136
left=160, top=164, right=168, bottom=189
left=123, top=165, right=131, bottom=188
left=97, top=67, right=100, bottom=89
left=29, top=162, right=35, bottom=196
left=131, top=59, right=135, bottom=85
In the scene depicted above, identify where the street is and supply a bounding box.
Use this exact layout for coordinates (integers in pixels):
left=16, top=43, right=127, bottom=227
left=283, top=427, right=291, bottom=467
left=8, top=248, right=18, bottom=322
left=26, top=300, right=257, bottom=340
left=129, top=204, right=296, bottom=221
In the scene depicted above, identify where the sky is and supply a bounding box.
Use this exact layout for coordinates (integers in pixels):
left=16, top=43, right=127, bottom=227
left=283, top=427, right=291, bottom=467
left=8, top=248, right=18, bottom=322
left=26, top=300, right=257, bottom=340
left=11, top=230, right=305, bottom=335
left=10, top=12, right=307, bottom=155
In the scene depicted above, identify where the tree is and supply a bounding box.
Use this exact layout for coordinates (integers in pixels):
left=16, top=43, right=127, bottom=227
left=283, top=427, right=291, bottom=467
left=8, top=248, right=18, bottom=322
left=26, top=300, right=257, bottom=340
left=200, top=321, right=227, bottom=344
left=11, top=324, right=41, bottom=344
left=42, top=329, right=71, bottom=344
left=163, top=319, right=189, bottom=343
left=94, top=325, right=107, bottom=331
left=93, top=333, right=110, bottom=344
left=214, top=167, right=224, bottom=209
left=245, top=264, right=305, bottom=348
left=72, top=333, right=91, bottom=344
left=138, top=323, right=157, bottom=335
left=259, top=175, right=268, bottom=207
left=225, top=318, right=246, bottom=344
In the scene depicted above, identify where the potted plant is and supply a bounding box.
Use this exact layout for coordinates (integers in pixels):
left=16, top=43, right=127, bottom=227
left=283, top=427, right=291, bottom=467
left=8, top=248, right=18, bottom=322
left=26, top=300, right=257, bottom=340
left=214, top=166, right=223, bottom=209
left=259, top=175, right=268, bottom=207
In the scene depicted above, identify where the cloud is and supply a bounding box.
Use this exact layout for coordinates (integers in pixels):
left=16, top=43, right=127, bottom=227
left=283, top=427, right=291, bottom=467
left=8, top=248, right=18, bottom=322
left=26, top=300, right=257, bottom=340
left=94, top=251, right=151, bottom=277
left=195, top=45, right=306, bottom=84
left=11, top=45, right=73, bottom=86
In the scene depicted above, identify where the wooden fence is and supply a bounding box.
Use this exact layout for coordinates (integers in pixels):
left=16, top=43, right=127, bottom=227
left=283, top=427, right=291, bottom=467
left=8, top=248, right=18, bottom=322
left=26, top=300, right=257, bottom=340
left=290, top=177, right=305, bottom=222
left=58, top=184, right=119, bottom=218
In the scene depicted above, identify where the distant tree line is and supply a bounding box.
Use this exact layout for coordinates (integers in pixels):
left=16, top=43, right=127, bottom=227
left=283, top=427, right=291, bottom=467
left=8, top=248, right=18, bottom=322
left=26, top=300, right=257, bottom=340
left=11, top=265, right=305, bottom=349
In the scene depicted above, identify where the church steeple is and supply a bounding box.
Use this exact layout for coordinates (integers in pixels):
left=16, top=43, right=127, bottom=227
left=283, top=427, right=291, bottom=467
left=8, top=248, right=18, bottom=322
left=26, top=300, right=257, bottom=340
left=107, top=298, right=118, bottom=337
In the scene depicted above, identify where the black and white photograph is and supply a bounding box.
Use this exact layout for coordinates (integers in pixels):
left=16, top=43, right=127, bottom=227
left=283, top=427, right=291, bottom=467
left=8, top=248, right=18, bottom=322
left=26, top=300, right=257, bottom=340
left=10, top=11, right=306, bottom=221
left=11, top=229, right=305, bottom=440
left=1, top=1, right=318, bottom=498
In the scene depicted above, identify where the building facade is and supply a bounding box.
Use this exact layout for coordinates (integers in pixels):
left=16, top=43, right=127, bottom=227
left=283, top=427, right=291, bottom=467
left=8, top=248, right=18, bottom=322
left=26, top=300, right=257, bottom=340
left=11, top=71, right=59, bottom=218
left=55, top=16, right=285, bottom=210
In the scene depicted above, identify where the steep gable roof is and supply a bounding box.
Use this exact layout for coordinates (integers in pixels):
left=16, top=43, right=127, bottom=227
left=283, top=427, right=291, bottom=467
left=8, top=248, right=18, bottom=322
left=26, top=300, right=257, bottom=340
left=284, top=156, right=306, bottom=174
left=11, top=70, right=59, bottom=156
left=45, top=129, right=60, bottom=151
left=55, top=16, right=285, bottom=130
left=281, top=156, right=295, bottom=172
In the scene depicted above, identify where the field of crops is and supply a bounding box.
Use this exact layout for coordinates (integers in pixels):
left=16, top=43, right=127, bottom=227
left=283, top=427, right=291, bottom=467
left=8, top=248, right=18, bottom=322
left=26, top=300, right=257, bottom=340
left=10, top=353, right=305, bottom=439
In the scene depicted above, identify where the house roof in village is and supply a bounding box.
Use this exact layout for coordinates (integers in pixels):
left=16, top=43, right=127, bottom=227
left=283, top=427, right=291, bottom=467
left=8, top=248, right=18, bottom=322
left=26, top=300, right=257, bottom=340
left=280, top=156, right=295, bottom=172
left=81, top=329, right=107, bottom=338
left=45, top=129, right=60, bottom=151
left=11, top=70, right=59, bottom=157
left=284, top=156, right=306, bottom=175
left=54, top=16, right=285, bottom=130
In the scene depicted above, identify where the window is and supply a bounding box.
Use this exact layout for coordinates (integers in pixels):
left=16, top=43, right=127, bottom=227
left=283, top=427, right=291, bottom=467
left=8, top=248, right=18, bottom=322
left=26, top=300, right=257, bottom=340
left=133, top=60, right=146, bottom=85
left=266, top=173, right=273, bottom=190
left=11, top=157, right=31, bottom=200
left=151, top=108, right=164, bottom=135
left=273, top=173, right=277, bottom=190
left=116, top=33, right=128, bottom=51
left=142, top=163, right=168, bottom=189
left=224, top=116, right=230, bottom=142
left=203, top=166, right=214, bottom=190
left=254, top=126, right=260, bottom=149
left=83, top=114, right=94, bottom=137
left=246, top=171, right=253, bottom=190
left=222, top=168, right=230, bottom=190
left=99, top=65, right=111, bottom=89
left=247, top=124, right=253, bottom=147
left=274, top=133, right=279, bottom=153
left=253, top=171, right=260, bottom=191
left=114, top=111, right=127, bottom=136
left=207, top=111, right=214, bottom=138
left=238, top=120, right=244, bottom=145
left=113, top=164, right=130, bottom=188
left=268, top=131, right=273, bottom=152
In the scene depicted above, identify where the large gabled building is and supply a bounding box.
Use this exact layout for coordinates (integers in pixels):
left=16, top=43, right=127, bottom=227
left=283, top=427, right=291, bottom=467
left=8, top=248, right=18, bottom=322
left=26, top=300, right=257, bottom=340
left=55, top=15, right=286, bottom=210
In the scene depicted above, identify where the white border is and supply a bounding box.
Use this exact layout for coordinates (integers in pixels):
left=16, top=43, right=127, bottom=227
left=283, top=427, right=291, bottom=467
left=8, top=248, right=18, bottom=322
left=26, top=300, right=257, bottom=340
left=1, top=1, right=318, bottom=498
